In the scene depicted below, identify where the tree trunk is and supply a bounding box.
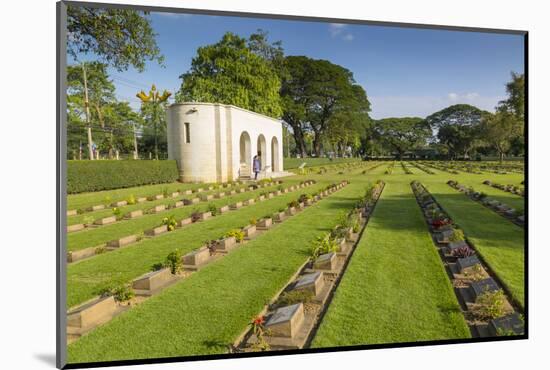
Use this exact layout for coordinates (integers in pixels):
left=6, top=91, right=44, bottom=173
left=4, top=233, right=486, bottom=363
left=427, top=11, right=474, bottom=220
left=290, top=123, right=307, bottom=158
left=312, top=133, right=322, bottom=157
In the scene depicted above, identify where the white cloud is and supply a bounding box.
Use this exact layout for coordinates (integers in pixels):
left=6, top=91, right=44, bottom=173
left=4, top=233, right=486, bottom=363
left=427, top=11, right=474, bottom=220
left=343, top=34, right=354, bottom=41
left=448, top=92, right=459, bottom=101
left=329, top=23, right=353, bottom=41
left=465, top=92, right=480, bottom=100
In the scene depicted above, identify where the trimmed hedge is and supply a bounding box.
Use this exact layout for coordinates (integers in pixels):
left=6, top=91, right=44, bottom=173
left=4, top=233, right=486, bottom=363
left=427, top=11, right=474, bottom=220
left=67, top=160, right=179, bottom=194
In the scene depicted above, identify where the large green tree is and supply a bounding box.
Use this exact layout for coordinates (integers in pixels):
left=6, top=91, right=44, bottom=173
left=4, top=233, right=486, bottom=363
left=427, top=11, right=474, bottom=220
left=425, top=104, right=488, bottom=159
left=498, top=72, right=525, bottom=121
left=480, top=111, right=521, bottom=162
left=67, top=5, right=163, bottom=71
left=374, top=117, right=431, bottom=160
left=176, top=32, right=283, bottom=118
left=281, top=56, right=369, bottom=157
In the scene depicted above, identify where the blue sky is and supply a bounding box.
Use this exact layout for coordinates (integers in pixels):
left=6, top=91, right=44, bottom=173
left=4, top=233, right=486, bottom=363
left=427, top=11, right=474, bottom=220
left=74, top=11, right=524, bottom=119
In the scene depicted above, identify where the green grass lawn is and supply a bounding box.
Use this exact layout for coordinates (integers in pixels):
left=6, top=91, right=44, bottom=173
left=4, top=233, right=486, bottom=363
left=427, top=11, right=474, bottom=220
left=67, top=180, right=301, bottom=251
left=67, top=180, right=366, bottom=363
left=64, top=161, right=524, bottom=361
left=67, top=181, right=330, bottom=308
left=312, top=180, right=471, bottom=347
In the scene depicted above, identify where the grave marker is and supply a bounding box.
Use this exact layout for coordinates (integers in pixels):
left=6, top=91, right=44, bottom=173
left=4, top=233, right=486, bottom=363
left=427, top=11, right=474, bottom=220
left=264, top=303, right=305, bottom=338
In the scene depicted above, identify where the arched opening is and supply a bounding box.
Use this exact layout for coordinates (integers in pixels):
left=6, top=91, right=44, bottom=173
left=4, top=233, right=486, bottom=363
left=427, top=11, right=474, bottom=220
left=271, top=136, right=280, bottom=172
left=256, top=134, right=267, bottom=171
left=239, top=131, right=251, bottom=177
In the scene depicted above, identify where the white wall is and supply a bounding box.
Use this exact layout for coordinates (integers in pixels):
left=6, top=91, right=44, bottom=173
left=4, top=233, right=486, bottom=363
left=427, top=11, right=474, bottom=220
left=167, top=102, right=283, bottom=183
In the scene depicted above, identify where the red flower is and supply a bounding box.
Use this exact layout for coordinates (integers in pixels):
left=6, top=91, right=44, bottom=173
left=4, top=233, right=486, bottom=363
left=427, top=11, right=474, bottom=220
left=253, top=316, right=265, bottom=326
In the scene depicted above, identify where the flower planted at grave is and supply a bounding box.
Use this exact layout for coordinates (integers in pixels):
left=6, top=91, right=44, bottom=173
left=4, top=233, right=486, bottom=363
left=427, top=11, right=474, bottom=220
left=126, top=194, right=137, bottom=205
left=249, top=315, right=271, bottom=351
left=249, top=218, right=257, bottom=226
left=162, top=215, right=178, bottom=231
left=98, top=283, right=135, bottom=305
left=449, top=228, right=465, bottom=242
left=432, top=218, right=451, bottom=229
left=451, top=245, right=475, bottom=258
left=164, top=249, right=183, bottom=274
left=204, top=240, right=217, bottom=256
left=310, top=233, right=339, bottom=260
left=225, top=229, right=245, bottom=243
left=207, top=203, right=218, bottom=216
left=473, top=289, right=507, bottom=320
left=112, top=207, right=122, bottom=220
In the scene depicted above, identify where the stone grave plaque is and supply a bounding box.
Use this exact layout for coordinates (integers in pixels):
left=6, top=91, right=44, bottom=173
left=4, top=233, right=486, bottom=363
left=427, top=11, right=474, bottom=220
left=67, top=224, right=85, bottom=233
left=179, top=217, right=192, bottom=227
left=89, top=204, right=105, bottom=211
left=470, top=277, right=500, bottom=299
left=127, top=210, right=143, bottom=219
left=154, top=194, right=164, bottom=200
left=137, top=197, right=147, bottom=203
left=268, top=193, right=274, bottom=199
left=183, top=246, right=210, bottom=267
left=504, top=209, right=516, bottom=217
left=435, top=229, right=453, bottom=243
left=230, top=202, right=243, bottom=210
left=239, top=188, right=246, bottom=193
left=208, top=186, right=214, bottom=190
left=94, top=216, right=116, bottom=226
left=199, top=211, right=212, bottom=221
left=152, top=204, right=166, bottom=213
left=488, top=313, right=524, bottom=336
left=265, top=303, right=305, bottom=338
left=67, top=210, right=77, bottom=217
left=273, top=212, right=285, bottom=222
left=67, top=296, right=117, bottom=329
left=313, top=252, right=336, bottom=270
left=183, top=190, right=193, bottom=195
left=293, top=272, right=324, bottom=296
left=456, top=255, right=481, bottom=272
left=171, top=192, right=180, bottom=198
left=174, top=201, right=184, bottom=208
left=215, top=236, right=236, bottom=252
left=257, top=218, right=272, bottom=229
left=132, top=268, right=174, bottom=294
left=517, top=215, right=525, bottom=223
left=243, top=225, right=257, bottom=238
left=196, top=188, right=204, bottom=193
left=215, top=192, right=225, bottom=199
left=286, top=207, right=297, bottom=216
left=67, top=247, right=97, bottom=262
left=145, top=225, right=168, bottom=236
left=245, top=198, right=255, bottom=205
left=108, top=234, right=137, bottom=248
left=219, top=205, right=229, bottom=213
left=276, top=190, right=282, bottom=195
left=230, top=190, right=237, bottom=195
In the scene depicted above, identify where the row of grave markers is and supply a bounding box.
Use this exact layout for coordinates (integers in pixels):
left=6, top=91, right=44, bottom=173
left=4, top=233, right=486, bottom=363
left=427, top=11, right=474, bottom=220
left=483, top=180, right=525, bottom=197
left=236, top=181, right=386, bottom=351
left=447, top=180, right=525, bottom=227
left=67, top=180, right=316, bottom=263
left=411, top=181, right=524, bottom=338
left=67, top=180, right=284, bottom=232
left=66, top=180, right=344, bottom=344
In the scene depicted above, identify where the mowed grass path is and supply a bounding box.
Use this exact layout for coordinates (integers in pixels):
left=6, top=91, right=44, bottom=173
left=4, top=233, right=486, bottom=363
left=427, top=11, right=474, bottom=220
left=67, top=181, right=328, bottom=308
left=68, top=182, right=367, bottom=363
left=424, top=181, right=525, bottom=308
left=312, top=180, right=470, bottom=347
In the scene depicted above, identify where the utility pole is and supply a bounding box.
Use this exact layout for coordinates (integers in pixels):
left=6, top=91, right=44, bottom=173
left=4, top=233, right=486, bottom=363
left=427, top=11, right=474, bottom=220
left=82, top=63, right=94, bottom=160
left=133, top=121, right=139, bottom=160
left=136, top=85, right=171, bottom=161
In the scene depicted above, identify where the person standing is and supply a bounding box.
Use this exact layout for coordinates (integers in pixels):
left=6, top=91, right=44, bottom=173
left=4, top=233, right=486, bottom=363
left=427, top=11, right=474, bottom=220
left=253, top=154, right=261, bottom=180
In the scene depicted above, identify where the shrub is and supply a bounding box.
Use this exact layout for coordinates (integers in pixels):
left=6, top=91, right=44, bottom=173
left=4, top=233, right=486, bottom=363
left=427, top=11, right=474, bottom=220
left=67, top=160, right=179, bottom=193
left=207, top=203, right=218, bottom=216
left=310, top=233, right=339, bottom=259
left=112, top=207, right=122, bottom=219
left=98, top=283, right=135, bottom=302
left=150, top=262, right=164, bottom=271
left=225, top=229, right=245, bottom=243
left=249, top=218, right=257, bottom=226
left=449, top=228, right=465, bottom=242
left=161, top=215, right=178, bottom=231
left=451, top=246, right=475, bottom=258
left=287, top=200, right=299, bottom=208
left=164, top=249, right=183, bottom=274
left=473, top=289, right=507, bottom=319
left=126, top=194, right=137, bottom=205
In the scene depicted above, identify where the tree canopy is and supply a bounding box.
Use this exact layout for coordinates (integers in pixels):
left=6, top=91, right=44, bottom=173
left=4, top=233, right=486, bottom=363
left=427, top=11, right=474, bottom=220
left=175, top=32, right=283, bottom=118
left=67, top=6, right=163, bottom=72
left=374, top=117, right=431, bottom=159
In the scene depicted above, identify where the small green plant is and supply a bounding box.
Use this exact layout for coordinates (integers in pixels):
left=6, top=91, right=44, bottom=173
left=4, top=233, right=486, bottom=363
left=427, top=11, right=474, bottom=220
left=164, top=249, right=183, bottom=274
left=225, top=229, right=245, bottom=243
left=98, top=283, right=135, bottom=302
left=112, top=207, right=122, bottom=219
left=473, top=289, right=507, bottom=320
left=95, top=246, right=107, bottom=255
left=310, top=233, right=339, bottom=259
left=103, top=196, right=112, bottom=206
left=287, top=200, right=299, bottom=208
left=207, top=203, right=218, bottom=216
left=449, top=228, right=465, bottom=242
left=249, top=218, right=257, bottom=226
left=162, top=187, right=169, bottom=198
left=126, top=194, right=137, bottom=205
left=352, top=218, right=361, bottom=233
left=83, top=215, right=94, bottom=225
left=161, top=215, right=178, bottom=231
left=151, top=262, right=164, bottom=271
left=276, top=290, right=314, bottom=306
